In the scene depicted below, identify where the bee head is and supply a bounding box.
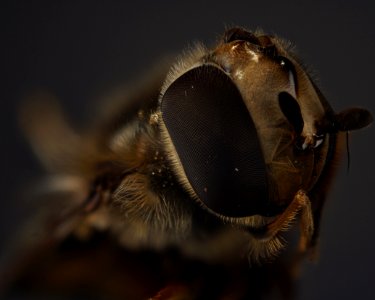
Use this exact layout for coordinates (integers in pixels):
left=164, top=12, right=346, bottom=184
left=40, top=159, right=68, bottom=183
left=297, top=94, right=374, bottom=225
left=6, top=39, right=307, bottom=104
left=159, top=27, right=373, bottom=220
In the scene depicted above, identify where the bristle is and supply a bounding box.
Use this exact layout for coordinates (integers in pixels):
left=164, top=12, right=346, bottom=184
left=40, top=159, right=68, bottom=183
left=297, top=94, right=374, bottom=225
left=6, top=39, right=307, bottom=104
left=248, top=234, right=286, bottom=264
left=160, top=43, right=208, bottom=97
left=111, top=172, right=193, bottom=249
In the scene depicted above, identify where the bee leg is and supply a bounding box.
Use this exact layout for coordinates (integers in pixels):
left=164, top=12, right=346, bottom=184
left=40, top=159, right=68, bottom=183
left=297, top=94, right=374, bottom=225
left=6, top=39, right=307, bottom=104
left=257, top=190, right=314, bottom=249
left=251, top=190, right=314, bottom=275
left=297, top=193, right=314, bottom=254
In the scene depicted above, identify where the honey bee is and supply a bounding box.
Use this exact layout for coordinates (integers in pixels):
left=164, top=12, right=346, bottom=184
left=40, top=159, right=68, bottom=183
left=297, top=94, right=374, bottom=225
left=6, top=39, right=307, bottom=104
left=2, top=27, right=373, bottom=299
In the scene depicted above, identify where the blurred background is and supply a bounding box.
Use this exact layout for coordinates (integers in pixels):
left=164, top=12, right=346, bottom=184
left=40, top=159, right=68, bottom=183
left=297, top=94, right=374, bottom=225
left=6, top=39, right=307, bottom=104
left=1, top=1, right=374, bottom=299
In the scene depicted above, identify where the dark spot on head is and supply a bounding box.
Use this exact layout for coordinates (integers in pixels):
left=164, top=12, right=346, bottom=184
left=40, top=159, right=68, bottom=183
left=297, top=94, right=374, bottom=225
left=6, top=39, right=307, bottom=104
left=279, top=92, right=304, bottom=135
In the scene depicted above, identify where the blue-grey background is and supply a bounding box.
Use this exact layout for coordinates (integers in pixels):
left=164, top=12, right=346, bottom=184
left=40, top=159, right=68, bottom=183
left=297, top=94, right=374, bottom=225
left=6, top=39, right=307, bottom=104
left=1, top=1, right=374, bottom=299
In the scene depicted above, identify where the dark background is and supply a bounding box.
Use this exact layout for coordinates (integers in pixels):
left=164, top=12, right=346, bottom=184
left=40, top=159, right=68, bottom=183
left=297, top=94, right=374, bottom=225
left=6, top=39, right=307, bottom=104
left=1, top=1, right=374, bottom=299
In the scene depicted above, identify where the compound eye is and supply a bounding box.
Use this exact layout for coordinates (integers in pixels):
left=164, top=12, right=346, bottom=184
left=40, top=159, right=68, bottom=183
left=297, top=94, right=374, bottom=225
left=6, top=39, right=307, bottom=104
left=161, top=65, right=268, bottom=217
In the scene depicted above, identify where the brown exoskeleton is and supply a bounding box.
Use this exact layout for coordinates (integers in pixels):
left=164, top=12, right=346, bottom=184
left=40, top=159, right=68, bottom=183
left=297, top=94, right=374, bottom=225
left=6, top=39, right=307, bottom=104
left=2, top=27, right=373, bottom=299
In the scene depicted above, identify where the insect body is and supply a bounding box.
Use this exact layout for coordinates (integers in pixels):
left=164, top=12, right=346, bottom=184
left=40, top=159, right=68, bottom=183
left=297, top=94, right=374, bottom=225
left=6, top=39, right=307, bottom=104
left=3, top=27, right=372, bottom=299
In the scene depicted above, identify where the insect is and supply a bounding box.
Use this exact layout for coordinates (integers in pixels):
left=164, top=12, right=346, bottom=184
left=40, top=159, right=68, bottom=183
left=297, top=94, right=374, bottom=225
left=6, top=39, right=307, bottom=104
left=2, top=27, right=372, bottom=299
